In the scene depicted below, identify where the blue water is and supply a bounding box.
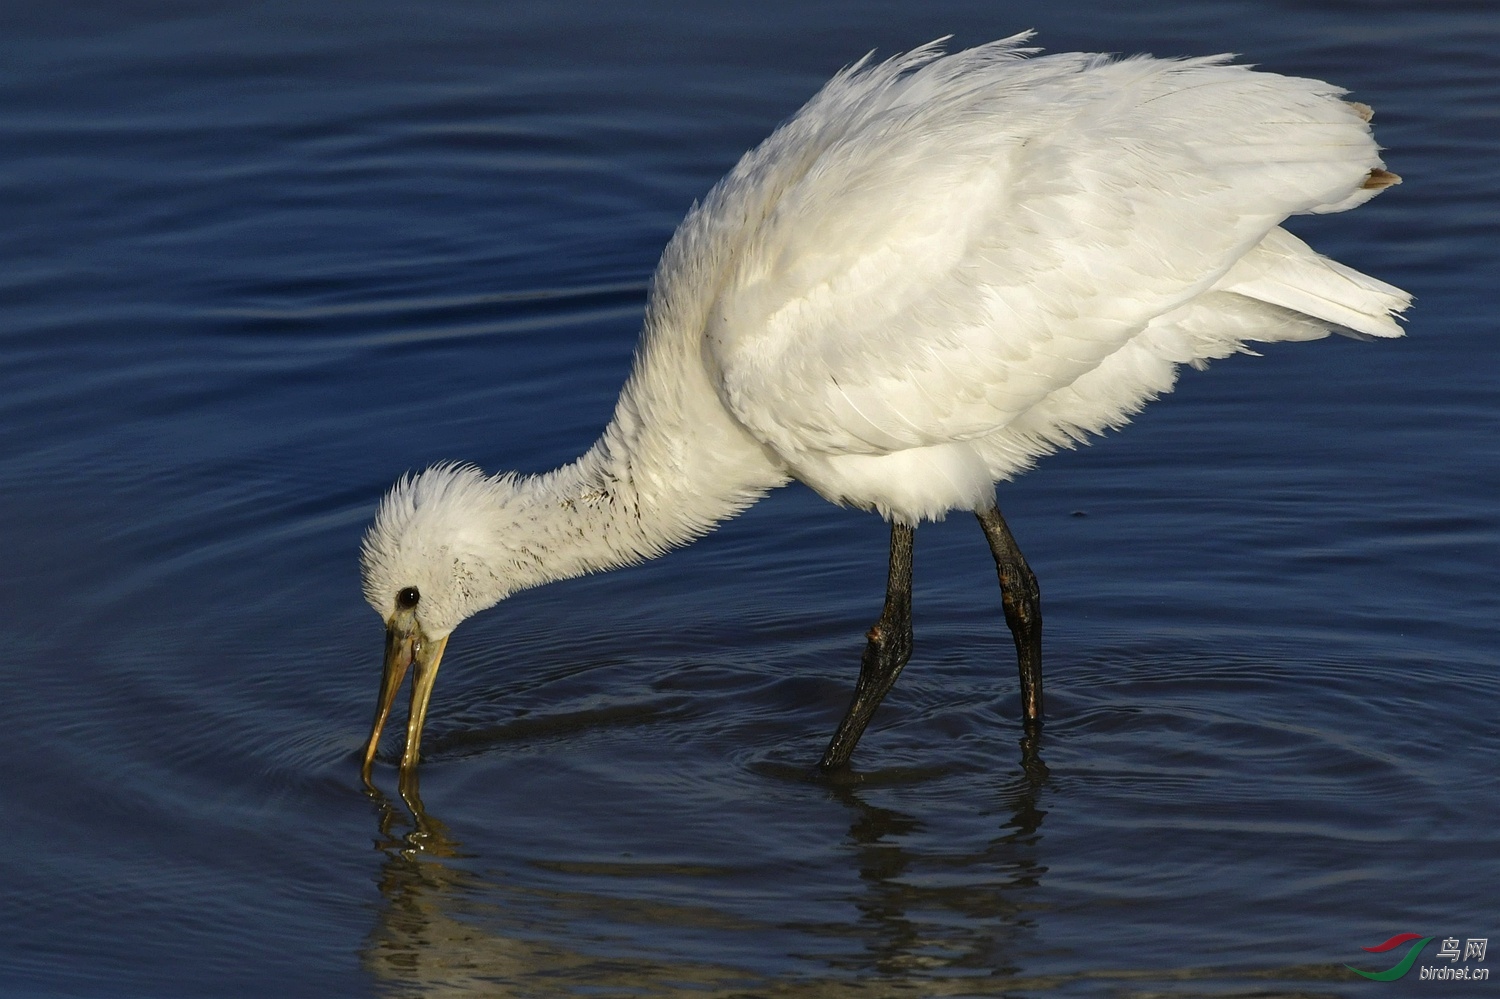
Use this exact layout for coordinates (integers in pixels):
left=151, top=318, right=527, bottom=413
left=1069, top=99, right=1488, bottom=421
left=4, top=2, right=1497, bottom=996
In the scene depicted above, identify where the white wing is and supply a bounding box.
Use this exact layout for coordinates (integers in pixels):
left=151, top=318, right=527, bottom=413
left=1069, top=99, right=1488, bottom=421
left=702, top=37, right=1399, bottom=461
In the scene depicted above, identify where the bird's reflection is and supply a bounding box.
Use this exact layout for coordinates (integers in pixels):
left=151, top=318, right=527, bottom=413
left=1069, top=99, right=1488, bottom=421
left=824, top=726, right=1049, bottom=975
left=359, top=730, right=1050, bottom=995
left=363, top=774, right=485, bottom=990
left=363, top=775, right=590, bottom=995
left=362, top=773, right=750, bottom=996
left=366, top=771, right=463, bottom=858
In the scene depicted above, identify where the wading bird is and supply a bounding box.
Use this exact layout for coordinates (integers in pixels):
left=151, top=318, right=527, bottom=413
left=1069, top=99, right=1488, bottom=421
left=359, top=34, right=1409, bottom=784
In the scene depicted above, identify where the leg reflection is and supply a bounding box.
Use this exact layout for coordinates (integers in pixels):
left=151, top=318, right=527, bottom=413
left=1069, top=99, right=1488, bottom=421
left=825, top=729, right=1050, bottom=975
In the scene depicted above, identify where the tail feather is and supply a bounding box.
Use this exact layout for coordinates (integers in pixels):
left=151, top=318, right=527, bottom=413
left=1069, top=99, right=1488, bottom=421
left=1214, top=226, right=1410, bottom=339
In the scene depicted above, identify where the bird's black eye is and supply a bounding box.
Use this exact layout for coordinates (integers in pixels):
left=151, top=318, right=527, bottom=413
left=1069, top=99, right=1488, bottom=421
left=396, top=587, right=420, bottom=609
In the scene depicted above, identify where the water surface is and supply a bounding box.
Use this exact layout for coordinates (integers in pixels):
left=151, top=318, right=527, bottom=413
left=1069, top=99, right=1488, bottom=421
left=4, top=2, right=1497, bottom=996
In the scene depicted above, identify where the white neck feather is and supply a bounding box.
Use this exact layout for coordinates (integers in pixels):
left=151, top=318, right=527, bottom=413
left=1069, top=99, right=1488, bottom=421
left=502, top=390, right=783, bottom=592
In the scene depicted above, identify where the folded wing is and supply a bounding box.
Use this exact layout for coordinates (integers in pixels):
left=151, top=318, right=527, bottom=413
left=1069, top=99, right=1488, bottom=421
left=702, top=37, right=1408, bottom=462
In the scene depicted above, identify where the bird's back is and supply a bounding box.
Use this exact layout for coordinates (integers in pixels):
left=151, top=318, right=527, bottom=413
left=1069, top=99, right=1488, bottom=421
left=625, top=35, right=1408, bottom=522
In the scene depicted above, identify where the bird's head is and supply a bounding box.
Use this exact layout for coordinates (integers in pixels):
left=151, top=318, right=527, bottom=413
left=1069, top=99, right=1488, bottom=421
left=357, top=464, right=518, bottom=785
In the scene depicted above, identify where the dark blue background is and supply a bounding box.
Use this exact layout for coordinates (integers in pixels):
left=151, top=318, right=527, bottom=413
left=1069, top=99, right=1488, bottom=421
left=3, top=2, right=1495, bottom=995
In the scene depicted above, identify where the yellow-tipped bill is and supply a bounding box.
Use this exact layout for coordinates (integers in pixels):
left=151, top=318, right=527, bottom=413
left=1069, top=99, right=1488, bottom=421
left=361, top=609, right=448, bottom=786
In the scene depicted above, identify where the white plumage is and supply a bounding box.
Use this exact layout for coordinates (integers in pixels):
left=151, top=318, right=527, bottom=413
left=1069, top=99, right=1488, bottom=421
left=358, top=34, right=1408, bottom=781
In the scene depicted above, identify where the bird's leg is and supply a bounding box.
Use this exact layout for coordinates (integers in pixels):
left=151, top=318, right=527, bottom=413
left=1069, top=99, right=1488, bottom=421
left=976, top=505, right=1043, bottom=723
left=819, top=523, right=915, bottom=770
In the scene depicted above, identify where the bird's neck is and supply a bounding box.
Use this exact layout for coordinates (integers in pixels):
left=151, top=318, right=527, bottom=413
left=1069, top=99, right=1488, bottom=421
left=497, top=328, right=789, bottom=593
left=486, top=174, right=800, bottom=595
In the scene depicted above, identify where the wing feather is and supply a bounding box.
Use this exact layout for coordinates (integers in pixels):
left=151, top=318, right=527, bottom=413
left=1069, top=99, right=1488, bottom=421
left=703, top=40, right=1393, bottom=460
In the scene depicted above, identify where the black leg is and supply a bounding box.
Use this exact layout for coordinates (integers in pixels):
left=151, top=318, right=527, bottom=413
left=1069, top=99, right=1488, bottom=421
left=976, top=505, right=1042, bottom=723
left=819, top=523, right=915, bottom=770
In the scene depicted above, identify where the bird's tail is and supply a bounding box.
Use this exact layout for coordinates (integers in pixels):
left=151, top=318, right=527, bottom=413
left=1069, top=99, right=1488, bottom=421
left=1215, top=226, right=1410, bottom=340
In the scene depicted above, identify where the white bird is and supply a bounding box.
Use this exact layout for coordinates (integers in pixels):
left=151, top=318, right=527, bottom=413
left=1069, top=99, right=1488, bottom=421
left=358, top=33, right=1409, bottom=784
